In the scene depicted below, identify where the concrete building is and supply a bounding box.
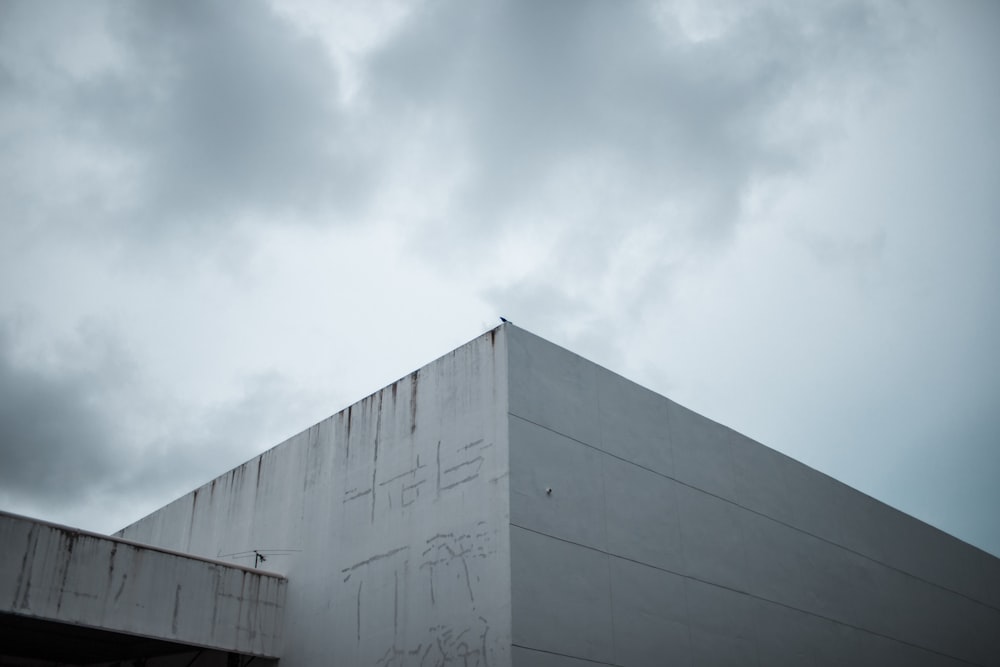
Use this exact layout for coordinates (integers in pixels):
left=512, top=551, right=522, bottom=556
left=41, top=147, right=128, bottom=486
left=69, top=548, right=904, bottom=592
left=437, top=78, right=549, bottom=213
left=3, top=323, right=999, bottom=665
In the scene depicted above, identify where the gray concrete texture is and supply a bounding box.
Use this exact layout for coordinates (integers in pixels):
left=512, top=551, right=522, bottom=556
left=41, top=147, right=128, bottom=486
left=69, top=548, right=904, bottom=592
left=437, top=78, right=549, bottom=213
left=507, top=325, right=1000, bottom=667
left=0, top=511, right=286, bottom=659
left=117, top=328, right=512, bottom=667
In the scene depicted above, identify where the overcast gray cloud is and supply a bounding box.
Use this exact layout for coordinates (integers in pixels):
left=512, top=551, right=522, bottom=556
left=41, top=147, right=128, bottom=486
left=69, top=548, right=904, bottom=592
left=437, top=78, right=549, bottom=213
left=0, top=319, right=122, bottom=502
left=0, top=0, right=997, bottom=556
left=353, top=0, right=920, bottom=346
left=1, top=0, right=364, bottom=246
left=365, top=1, right=912, bottom=252
left=0, top=314, right=327, bottom=530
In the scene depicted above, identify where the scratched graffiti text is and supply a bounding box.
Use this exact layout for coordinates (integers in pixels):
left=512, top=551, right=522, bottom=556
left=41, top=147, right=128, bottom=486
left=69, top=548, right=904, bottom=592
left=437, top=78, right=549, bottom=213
left=419, top=522, right=493, bottom=605
left=376, top=618, right=491, bottom=667
left=343, top=438, right=495, bottom=522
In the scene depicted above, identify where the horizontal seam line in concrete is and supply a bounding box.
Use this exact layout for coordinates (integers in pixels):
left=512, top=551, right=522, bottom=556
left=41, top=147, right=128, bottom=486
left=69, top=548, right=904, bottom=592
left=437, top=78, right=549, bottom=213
left=0, top=510, right=287, bottom=579
left=512, top=643, right=616, bottom=666
left=510, top=522, right=988, bottom=667
left=507, top=412, right=1000, bottom=615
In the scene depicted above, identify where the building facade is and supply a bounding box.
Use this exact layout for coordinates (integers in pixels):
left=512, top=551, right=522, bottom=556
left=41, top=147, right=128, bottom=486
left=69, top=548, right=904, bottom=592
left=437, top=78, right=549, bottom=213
left=4, top=324, right=999, bottom=665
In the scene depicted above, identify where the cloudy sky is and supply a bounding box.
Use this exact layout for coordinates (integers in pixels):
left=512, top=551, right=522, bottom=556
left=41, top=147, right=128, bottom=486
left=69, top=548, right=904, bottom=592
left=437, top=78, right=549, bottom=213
left=1, top=0, right=997, bottom=556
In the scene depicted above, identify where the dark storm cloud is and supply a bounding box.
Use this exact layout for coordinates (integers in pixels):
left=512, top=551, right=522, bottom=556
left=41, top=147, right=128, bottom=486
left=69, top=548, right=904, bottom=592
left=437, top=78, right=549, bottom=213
left=0, top=0, right=364, bottom=241
left=366, top=0, right=911, bottom=239
left=105, top=1, right=370, bottom=227
left=0, top=318, right=322, bottom=519
left=0, top=322, right=124, bottom=503
left=1, top=0, right=912, bottom=251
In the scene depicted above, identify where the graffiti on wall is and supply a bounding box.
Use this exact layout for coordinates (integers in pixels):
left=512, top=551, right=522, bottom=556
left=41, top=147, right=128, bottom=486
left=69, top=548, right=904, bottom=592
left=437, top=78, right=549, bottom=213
left=375, top=618, right=491, bottom=667
left=343, top=438, right=495, bottom=524
left=337, top=424, right=504, bottom=666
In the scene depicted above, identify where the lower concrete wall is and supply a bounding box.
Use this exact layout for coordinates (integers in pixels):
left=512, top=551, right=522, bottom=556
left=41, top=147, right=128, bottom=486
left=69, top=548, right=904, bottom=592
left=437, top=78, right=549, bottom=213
left=0, top=512, right=286, bottom=659
left=506, top=326, right=1000, bottom=667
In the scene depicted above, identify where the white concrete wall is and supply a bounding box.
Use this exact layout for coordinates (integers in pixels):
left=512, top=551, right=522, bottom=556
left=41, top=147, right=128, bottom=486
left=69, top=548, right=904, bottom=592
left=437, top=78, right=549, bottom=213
left=0, top=512, right=286, bottom=658
left=505, top=325, right=1000, bottom=667
left=119, top=328, right=512, bottom=667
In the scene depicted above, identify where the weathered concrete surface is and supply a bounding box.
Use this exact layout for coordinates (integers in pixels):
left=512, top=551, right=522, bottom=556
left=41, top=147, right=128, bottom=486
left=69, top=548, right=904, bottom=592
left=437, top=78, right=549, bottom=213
left=0, top=512, right=286, bottom=660
left=118, top=327, right=512, bottom=667
left=507, top=325, right=1000, bottom=667
left=96, top=323, right=1000, bottom=666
